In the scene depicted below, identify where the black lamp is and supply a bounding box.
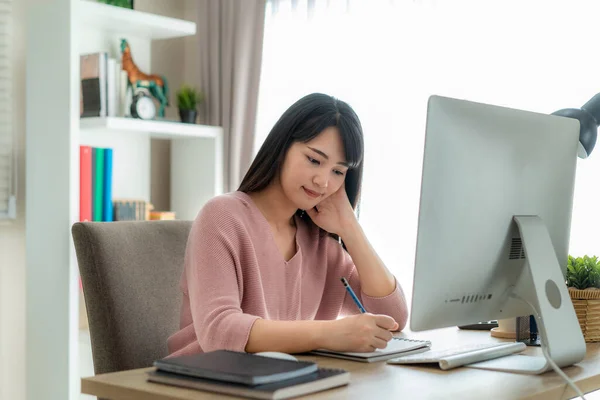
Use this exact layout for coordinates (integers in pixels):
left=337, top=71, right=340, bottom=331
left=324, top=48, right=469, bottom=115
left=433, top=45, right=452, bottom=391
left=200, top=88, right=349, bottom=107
left=552, top=93, right=600, bottom=159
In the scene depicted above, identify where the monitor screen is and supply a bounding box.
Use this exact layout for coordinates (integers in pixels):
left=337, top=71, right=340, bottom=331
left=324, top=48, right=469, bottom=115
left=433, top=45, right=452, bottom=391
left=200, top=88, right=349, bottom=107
left=409, top=95, right=587, bottom=373
left=410, top=95, right=579, bottom=331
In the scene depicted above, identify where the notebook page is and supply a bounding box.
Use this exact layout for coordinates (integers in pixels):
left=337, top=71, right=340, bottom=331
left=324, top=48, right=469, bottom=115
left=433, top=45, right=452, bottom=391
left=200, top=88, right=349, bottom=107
left=314, top=337, right=431, bottom=358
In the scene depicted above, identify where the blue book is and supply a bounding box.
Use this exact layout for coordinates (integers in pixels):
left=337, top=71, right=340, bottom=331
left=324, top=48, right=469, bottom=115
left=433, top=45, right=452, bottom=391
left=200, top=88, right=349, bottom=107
left=102, top=148, right=113, bottom=221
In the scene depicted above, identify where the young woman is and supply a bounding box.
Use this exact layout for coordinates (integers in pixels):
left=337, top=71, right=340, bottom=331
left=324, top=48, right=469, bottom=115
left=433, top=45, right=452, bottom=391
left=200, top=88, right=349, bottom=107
left=167, top=93, right=408, bottom=357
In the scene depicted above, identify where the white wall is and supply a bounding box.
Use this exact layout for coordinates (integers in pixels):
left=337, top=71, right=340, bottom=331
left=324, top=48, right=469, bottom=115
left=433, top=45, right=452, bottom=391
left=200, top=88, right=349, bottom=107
left=0, top=0, right=26, bottom=397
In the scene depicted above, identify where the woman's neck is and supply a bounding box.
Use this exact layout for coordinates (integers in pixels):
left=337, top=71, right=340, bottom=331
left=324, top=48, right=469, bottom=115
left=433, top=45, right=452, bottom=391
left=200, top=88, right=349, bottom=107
left=248, top=182, right=297, bottom=231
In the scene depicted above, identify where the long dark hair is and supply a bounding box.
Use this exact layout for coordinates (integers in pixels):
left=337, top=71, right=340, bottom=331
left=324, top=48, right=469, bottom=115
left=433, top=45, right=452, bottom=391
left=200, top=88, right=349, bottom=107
left=238, top=93, right=364, bottom=236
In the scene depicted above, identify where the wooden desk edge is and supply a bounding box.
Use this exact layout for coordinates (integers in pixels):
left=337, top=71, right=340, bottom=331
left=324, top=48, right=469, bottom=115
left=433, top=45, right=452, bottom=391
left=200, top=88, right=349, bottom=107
left=82, top=368, right=165, bottom=400
left=82, top=364, right=600, bottom=400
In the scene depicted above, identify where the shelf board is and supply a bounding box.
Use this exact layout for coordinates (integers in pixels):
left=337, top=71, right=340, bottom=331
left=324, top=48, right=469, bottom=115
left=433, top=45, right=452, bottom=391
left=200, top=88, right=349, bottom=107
left=77, top=1, right=196, bottom=40
left=80, top=117, right=221, bottom=139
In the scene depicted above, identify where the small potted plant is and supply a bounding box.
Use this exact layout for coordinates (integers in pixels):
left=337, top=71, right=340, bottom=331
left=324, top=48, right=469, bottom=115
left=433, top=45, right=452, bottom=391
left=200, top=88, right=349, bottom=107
left=176, top=84, right=204, bottom=124
left=98, top=0, right=134, bottom=9
left=566, top=255, right=600, bottom=342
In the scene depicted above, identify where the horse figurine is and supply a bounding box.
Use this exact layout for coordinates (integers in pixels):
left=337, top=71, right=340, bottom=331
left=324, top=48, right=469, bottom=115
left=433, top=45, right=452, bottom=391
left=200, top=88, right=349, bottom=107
left=120, top=39, right=169, bottom=118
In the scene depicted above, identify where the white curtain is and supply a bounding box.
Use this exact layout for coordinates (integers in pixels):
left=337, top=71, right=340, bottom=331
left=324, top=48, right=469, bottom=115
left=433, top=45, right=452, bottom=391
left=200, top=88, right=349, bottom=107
left=195, top=0, right=266, bottom=192
left=0, top=0, right=15, bottom=220
left=255, top=0, right=600, bottom=308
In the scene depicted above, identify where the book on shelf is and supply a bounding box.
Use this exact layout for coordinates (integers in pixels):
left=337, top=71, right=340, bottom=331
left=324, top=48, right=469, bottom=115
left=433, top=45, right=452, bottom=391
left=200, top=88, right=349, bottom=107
left=79, top=144, right=157, bottom=222
left=80, top=52, right=129, bottom=119
left=112, top=199, right=153, bottom=221
left=80, top=52, right=107, bottom=118
left=92, top=147, right=104, bottom=221
left=102, top=148, right=113, bottom=222
left=149, top=211, right=176, bottom=220
left=106, top=58, right=117, bottom=117
left=79, top=145, right=113, bottom=223
left=120, top=69, right=130, bottom=117
left=79, top=146, right=92, bottom=222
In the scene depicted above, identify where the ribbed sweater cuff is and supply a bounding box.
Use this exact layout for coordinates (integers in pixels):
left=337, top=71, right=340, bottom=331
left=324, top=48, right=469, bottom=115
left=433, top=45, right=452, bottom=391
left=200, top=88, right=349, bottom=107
left=227, top=314, right=262, bottom=352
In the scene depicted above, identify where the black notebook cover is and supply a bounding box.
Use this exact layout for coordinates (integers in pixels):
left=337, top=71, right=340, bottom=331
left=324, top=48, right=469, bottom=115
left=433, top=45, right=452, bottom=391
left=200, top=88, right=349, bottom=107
left=147, top=368, right=350, bottom=400
left=153, top=350, right=318, bottom=386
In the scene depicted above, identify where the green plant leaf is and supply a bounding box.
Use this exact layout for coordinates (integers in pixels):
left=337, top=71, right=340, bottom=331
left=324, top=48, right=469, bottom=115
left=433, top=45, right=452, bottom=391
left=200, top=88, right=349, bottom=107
left=566, top=254, right=600, bottom=289
left=176, top=84, right=205, bottom=111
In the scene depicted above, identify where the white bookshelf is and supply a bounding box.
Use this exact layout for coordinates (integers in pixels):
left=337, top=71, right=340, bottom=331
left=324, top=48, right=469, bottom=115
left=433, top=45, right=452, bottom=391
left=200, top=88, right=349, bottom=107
left=77, top=1, right=196, bottom=39
left=80, top=117, right=222, bottom=139
left=25, top=1, right=222, bottom=399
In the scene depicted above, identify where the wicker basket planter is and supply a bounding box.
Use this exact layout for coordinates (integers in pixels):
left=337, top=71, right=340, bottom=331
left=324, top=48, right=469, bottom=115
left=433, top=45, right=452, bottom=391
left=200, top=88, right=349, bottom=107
left=569, top=287, right=600, bottom=342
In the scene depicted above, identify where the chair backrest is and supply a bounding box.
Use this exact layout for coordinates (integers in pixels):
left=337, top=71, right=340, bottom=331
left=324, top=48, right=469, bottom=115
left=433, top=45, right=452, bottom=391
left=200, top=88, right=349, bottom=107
left=72, top=220, right=192, bottom=375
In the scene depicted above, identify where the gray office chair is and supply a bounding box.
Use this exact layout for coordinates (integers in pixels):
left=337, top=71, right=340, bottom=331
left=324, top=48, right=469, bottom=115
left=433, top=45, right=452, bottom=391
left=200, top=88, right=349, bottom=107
left=72, top=220, right=192, bottom=375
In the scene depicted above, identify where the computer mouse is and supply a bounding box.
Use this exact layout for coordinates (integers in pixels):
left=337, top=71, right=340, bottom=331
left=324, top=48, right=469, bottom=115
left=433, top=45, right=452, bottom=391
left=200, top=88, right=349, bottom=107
left=254, top=352, right=298, bottom=362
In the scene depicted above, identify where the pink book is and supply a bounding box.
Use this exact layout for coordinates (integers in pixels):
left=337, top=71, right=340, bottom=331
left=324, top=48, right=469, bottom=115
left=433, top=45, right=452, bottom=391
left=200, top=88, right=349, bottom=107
left=79, top=145, right=92, bottom=222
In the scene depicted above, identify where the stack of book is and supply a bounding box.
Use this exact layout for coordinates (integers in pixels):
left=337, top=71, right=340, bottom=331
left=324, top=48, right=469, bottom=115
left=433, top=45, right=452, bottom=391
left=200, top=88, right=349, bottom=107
left=112, top=199, right=153, bottom=221
left=79, top=145, right=113, bottom=222
left=80, top=51, right=130, bottom=118
left=80, top=146, right=154, bottom=222
left=149, top=350, right=350, bottom=399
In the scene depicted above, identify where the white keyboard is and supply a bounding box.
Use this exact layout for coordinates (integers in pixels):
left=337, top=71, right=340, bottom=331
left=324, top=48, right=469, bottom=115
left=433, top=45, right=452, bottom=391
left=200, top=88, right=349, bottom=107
left=387, top=342, right=526, bottom=370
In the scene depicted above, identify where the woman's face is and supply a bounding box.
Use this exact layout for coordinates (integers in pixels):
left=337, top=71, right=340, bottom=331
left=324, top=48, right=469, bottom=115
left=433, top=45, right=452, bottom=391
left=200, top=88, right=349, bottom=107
left=279, top=126, right=349, bottom=210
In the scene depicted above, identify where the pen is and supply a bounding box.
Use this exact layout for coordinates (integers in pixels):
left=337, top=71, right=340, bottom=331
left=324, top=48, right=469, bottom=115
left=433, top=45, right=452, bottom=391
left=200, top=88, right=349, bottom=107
left=341, top=277, right=366, bottom=313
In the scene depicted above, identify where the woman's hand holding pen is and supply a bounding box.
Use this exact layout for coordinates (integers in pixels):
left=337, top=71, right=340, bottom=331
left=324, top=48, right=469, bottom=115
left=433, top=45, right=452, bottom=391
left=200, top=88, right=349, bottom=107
left=319, top=314, right=399, bottom=352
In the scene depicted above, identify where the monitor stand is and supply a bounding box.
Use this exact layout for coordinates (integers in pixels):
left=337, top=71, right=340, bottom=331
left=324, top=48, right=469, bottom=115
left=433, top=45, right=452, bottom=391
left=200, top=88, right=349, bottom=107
left=467, top=215, right=586, bottom=374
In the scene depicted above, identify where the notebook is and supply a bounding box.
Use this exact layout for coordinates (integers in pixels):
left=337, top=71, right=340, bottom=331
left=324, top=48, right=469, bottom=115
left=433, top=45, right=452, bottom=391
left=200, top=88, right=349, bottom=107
left=311, top=337, right=432, bottom=362
left=386, top=342, right=527, bottom=370
left=153, top=350, right=318, bottom=386
left=147, top=368, right=350, bottom=400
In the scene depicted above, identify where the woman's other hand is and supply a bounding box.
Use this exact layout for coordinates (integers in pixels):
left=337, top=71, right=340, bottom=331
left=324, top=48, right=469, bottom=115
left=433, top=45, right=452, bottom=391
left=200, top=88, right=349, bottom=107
left=306, top=186, right=357, bottom=236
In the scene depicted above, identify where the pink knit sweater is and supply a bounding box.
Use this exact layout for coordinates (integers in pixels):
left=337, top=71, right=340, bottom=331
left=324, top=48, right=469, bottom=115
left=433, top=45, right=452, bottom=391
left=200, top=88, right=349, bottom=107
left=167, top=191, right=408, bottom=357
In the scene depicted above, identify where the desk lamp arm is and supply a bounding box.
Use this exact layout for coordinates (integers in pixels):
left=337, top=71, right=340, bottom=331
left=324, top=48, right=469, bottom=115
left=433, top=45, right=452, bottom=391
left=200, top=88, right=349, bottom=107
left=552, top=93, right=600, bottom=159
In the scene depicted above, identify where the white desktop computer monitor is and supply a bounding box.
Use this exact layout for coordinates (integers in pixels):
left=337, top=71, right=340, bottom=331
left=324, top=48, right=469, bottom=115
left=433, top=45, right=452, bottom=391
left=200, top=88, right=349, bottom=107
left=410, top=95, right=586, bottom=374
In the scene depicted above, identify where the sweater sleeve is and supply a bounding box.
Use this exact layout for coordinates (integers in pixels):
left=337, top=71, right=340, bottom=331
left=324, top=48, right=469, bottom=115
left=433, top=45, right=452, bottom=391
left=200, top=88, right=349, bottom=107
left=329, top=238, right=409, bottom=331
left=184, top=200, right=261, bottom=352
